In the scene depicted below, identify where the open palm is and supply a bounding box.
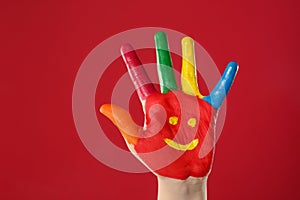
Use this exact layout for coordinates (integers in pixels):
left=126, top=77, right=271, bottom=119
left=100, top=32, right=238, bottom=180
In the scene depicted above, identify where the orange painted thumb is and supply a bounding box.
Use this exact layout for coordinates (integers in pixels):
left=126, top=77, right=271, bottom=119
left=99, top=104, right=140, bottom=145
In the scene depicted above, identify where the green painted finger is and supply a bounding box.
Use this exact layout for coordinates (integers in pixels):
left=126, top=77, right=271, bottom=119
left=154, top=32, right=178, bottom=93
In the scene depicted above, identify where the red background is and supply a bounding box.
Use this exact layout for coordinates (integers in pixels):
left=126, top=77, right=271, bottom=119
left=1, top=0, right=300, bottom=199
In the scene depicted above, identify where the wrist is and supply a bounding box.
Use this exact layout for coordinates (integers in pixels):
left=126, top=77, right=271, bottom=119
left=157, top=175, right=208, bottom=200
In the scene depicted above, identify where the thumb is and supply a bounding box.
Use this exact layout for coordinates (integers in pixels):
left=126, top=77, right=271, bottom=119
left=100, top=104, right=141, bottom=145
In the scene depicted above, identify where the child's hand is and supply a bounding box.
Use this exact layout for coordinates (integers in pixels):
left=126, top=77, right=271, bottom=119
left=100, top=32, right=238, bottom=180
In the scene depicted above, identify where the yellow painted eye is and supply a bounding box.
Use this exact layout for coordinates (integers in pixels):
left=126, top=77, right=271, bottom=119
left=169, top=116, right=178, bottom=125
left=188, top=118, right=197, bottom=127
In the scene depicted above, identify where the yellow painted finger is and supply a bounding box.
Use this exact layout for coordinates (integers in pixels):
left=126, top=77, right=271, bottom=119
left=181, top=37, right=203, bottom=98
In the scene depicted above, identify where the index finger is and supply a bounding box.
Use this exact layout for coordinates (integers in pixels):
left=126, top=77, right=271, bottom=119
left=121, top=44, right=157, bottom=101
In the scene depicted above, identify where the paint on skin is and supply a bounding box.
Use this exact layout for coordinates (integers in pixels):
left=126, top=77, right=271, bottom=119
left=101, top=31, right=238, bottom=180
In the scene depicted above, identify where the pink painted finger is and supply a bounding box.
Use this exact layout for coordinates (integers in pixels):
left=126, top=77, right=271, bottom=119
left=120, top=44, right=157, bottom=101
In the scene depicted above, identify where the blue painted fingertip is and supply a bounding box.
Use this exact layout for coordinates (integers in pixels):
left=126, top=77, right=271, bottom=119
left=203, top=61, right=239, bottom=109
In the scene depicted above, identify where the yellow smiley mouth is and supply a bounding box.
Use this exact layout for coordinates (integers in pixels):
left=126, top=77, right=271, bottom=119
left=164, top=138, right=199, bottom=151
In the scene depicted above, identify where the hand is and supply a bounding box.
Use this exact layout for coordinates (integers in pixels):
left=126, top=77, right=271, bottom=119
left=100, top=32, right=238, bottom=180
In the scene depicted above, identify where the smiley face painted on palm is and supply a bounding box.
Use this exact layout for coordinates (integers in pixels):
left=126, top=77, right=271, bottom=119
left=135, top=91, right=216, bottom=180
left=100, top=32, right=238, bottom=180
